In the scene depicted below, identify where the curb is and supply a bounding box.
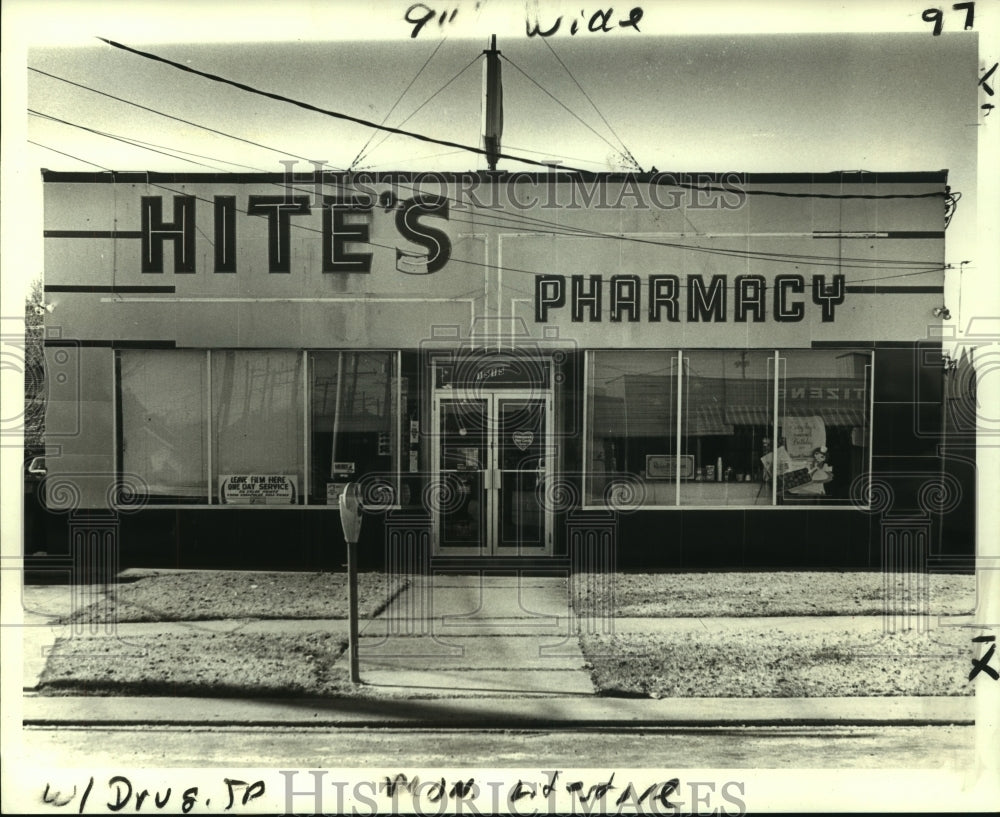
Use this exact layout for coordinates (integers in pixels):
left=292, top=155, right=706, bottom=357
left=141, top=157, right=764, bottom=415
left=23, top=695, right=974, bottom=729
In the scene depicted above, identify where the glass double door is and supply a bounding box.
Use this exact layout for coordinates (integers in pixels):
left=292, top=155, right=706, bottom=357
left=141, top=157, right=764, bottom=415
left=432, top=390, right=552, bottom=556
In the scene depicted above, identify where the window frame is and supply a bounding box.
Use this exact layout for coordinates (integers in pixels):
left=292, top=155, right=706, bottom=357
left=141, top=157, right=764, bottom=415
left=582, top=348, right=873, bottom=510
left=114, top=348, right=402, bottom=510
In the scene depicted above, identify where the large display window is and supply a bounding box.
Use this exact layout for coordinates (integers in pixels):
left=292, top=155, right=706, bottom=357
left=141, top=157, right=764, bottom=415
left=212, top=350, right=305, bottom=503
left=585, top=349, right=872, bottom=508
left=586, top=350, right=679, bottom=506
left=775, top=349, right=871, bottom=505
left=680, top=350, right=773, bottom=506
left=309, top=351, right=400, bottom=505
left=119, top=350, right=209, bottom=503
left=117, top=349, right=400, bottom=506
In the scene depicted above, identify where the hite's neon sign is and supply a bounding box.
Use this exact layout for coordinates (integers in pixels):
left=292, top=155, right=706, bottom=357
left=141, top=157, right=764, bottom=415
left=142, top=195, right=845, bottom=322
left=140, top=194, right=451, bottom=275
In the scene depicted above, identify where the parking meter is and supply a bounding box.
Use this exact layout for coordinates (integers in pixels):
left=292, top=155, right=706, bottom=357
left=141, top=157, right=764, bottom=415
left=339, top=482, right=363, bottom=543
left=338, top=483, right=363, bottom=683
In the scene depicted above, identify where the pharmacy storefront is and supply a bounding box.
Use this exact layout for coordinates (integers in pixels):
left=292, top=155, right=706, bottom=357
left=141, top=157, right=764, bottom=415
left=37, top=169, right=973, bottom=569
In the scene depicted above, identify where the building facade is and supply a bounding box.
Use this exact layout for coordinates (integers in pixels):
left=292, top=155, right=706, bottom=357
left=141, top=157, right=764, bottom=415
left=35, top=168, right=974, bottom=571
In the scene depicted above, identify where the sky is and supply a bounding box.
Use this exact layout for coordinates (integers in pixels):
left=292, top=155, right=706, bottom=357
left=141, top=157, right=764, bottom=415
left=21, top=24, right=978, bottom=178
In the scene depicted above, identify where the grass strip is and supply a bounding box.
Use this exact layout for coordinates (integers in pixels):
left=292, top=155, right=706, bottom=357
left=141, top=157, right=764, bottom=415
left=581, top=627, right=972, bottom=698
left=38, top=631, right=356, bottom=698
left=572, top=572, right=975, bottom=617
left=63, top=571, right=407, bottom=624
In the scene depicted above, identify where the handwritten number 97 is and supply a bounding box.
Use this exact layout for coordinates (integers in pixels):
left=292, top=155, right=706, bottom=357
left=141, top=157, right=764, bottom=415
left=923, top=2, right=975, bottom=35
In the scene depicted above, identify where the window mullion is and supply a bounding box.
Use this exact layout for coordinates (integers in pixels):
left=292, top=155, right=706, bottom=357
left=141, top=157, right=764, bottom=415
left=771, top=350, right=780, bottom=506
left=675, top=350, right=683, bottom=507
left=206, top=349, right=213, bottom=505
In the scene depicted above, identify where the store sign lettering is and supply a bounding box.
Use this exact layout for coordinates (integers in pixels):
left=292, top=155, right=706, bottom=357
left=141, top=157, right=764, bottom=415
left=141, top=194, right=451, bottom=275
left=220, top=474, right=298, bottom=505
left=782, top=387, right=867, bottom=400
left=141, top=194, right=846, bottom=323
left=476, top=367, right=507, bottom=380
left=534, top=273, right=846, bottom=323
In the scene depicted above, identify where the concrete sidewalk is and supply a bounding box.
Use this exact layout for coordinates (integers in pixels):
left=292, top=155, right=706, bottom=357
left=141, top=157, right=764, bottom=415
left=15, top=576, right=976, bottom=727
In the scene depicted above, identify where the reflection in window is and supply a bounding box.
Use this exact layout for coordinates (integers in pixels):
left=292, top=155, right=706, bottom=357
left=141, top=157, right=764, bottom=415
left=585, top=349, right=872, bottom=507
left=213, top=350, right=304, bottom=502
left=776, top=349, right=871, bottom=505
left=310, top=352, right=398, bottom=504
left=680, top=351, right=773, bottom=506
left=586, top=351, right=677, bottom=506
left=119, top=350, right=207, bottom=502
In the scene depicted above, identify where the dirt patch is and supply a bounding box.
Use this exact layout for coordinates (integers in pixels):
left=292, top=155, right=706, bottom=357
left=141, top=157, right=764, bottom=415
left=63, top=571, right=406, bottom=623
left=572, top=572, right=975, bottom=617
left=581, top=627, right=971, bottom=698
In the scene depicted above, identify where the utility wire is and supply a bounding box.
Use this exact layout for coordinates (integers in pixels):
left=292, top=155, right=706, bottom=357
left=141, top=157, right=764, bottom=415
left=97, top=37, right=945, bottom=201
left=29, top=70, right=654, bottom=248
left=29, top=66, right=325, bottom=166
left=34, top=137, right=945, bottom=289
left=32, top=103, right=945, bottom=273
left=32, top=113, right=267, bottom=173
left=500, top=53, right=628, bottom=162
left=355, top=150, right=468, bottom=170
left=96, top=37, right=582, bottom=173
left=36, top=60, right=947, bottom=203
left=353, top=53, right=481, bottom=170
left=539, top=37, right=643, bottom=172
left=350, top=37, right=447, bottom=171
left=30, top=139, right=109, bottom=170
left=502, top=142, right=614, bottom=169
left=29, top=109, right=228, bottom=171
left=33, top=136, right=944, bottom=284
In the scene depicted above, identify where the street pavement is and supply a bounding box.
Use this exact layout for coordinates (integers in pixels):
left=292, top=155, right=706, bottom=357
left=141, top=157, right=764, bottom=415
left=15, top=574, right=974, bottom=727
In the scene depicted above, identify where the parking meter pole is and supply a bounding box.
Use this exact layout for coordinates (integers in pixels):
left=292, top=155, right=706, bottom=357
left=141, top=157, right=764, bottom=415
left=346, top=537, right=360, bottom=684
left=338, top=483, right=364, bottom=685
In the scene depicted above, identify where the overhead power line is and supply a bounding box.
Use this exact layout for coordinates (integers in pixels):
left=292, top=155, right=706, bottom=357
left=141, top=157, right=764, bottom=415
left=96, top=37, right=587, bottom=173
left=499, top=54, right=628, bottom=163
left=350, top=37, right=447, bottom=171
left=32, top=104, right=944, bottom=274
left=29, top=66, right=324, bottom=165
left=29, top=109, right=226, bottom=171
left=65, top=47, right=949, bottom=202
left=33, top=143, right=944, bottom=289
left=539, top=37, right=643, bottom=172
left=34, top=135, right=944, bottom=288
left=354, top=52, right=482, bottom=170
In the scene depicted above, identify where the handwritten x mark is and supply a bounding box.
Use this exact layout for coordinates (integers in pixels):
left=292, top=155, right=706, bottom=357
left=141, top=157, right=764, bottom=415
left=979, top=63, right=998, bottom=96
left=969, top=636, right=999, bottom=682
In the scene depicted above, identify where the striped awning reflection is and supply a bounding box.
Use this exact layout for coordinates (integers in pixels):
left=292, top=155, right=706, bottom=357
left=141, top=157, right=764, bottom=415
left=684, top=405, right=731, bottom=436
left=725, top=405, right=771, bottom=426
left=813, top=407, right=865, bottom=427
